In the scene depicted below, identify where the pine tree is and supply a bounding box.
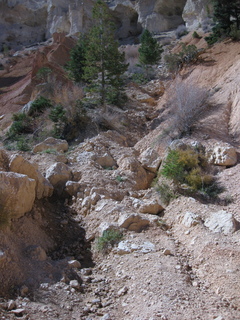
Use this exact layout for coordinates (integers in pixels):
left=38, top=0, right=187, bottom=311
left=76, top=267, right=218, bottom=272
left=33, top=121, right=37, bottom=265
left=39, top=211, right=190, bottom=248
left=66, top=34, right=88, bottom=83
left=83, top=0, right=128, bottom=110
left=138, top=29, right=163, bottom=66
left=206, top=0, right=240, bottom=44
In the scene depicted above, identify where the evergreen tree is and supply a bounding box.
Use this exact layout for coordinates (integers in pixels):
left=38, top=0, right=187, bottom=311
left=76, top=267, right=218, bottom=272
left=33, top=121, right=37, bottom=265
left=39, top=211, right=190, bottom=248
left=83, top=0, right=128, bottom=109
left=206, top=0, right=240, bottom=44
left=66, top=34, right=88, bottom=83
left=138, top=29, right=163, bottom=66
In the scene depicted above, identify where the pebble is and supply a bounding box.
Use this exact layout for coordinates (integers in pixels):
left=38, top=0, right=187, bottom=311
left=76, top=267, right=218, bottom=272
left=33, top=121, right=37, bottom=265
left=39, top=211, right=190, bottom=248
left=68, top=259, right=81, bottom=268
left=163, top=249, right=172, bottom=256
left=7, top=300, right=16, bottom=311
left=69, top=280, right=80, bottom=290
left=117, top=286, right=128, bottom=297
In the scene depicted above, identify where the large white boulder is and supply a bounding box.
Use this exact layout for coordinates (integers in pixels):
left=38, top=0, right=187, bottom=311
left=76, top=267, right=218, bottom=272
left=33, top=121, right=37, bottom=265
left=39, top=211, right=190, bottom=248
left=46, top=162, right=72, bottom=193
left=204, top=210, right=240, bottom=235
left=10, top=155, right=53, bottom=199
left=0, top=171, right=36, bottom=219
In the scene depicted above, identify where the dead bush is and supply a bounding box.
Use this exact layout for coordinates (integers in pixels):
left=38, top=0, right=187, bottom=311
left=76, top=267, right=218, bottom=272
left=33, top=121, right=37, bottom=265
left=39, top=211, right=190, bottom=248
left=167, top=79, right=209, bottom=137
left=122, top=45, right=139, bottom=72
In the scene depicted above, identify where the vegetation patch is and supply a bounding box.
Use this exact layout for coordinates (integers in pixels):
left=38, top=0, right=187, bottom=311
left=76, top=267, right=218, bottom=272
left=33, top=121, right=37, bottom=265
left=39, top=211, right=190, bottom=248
left=96, top=229, right=123, bottom=253
left=159, top=147, right=224, bottom=201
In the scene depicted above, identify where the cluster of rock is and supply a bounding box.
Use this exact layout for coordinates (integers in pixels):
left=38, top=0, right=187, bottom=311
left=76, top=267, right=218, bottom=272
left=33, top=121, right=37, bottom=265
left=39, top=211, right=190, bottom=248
left=0, top=0, right=211, bottom=51
left=0, top=131, right=238, bottom=233
left=0, top=149, right=53, bottom=220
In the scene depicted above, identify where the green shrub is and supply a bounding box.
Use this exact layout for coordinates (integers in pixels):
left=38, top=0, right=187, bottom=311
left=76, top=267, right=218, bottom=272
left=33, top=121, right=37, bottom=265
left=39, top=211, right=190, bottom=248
left=28, top=96, right=53, bottom=117
left=16, top=137, right=31, bottom=151
left=164, top=43, right=199, bottom=74
left=164, top=53, right=182, bottom=74
left=192, top=31, right=201, bottom=39
left=7, top=113, right=32, bottom=139
left=36, top=67, right=52, bottom=82
left=161, top=147, right=223, bottom=196
left=229, top=23, right=240, bottom=41
left=49, top=104, right=67, bottom=138
left=96, top=229, right=123, bottom=253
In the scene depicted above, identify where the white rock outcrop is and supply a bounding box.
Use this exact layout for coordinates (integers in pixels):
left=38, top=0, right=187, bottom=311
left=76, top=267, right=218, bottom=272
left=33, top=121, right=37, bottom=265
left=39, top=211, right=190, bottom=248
left=206, top=142, right=237, bottom=167
left=139, top=147, right=162, bottom=173
left=204, top=210, right=240, bottom=235
left=10, top=155, right=53, bottom=199
left=46, top=162, right=72, bottom=193
left=0, top=171, right=36, bottom=219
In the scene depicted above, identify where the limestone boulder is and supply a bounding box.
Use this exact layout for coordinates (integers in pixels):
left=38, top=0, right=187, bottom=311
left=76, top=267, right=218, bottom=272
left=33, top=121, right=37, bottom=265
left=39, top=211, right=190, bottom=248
left=182, top=211, right=201, bottom=228
left=0, top=171, right=36, bottom=219
left=46, top=162, right=72, bottom=193
left=95, top=153, right=116, bottom=168
left=138, top=198, right=164, bottom=214
left=114, top=240, right=155, bottom=255
left=33, top=137, right=68, bottom=153
left=206, top=142, right=237, bottom=167
left=10, top=155, right=53, bottom=199
left=139, top=147, right=162, bottom=173
left=204, top=210, right=240, bottom=235
left=65, top=181, right=82, bottom=197
left=118, top=213, right=156, bottom=232
left=117, top=156, right=149, bottom=190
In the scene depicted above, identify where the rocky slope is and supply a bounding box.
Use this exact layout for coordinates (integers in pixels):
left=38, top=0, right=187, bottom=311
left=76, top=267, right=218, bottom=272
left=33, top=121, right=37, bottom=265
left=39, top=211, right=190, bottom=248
left=0, top=0, right=240, bottom=317
left=0, top=29, right=240, bottom=320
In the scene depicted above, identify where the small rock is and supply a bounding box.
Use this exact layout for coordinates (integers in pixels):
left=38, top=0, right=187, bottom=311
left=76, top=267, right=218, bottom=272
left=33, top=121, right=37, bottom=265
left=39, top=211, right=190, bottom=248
left=101, top=314, right=111, bottom=320
left=192, top=281, right=199, bottom=287
left=69, top=280, right=80, bottom=290
left=182, top=211, right=201, bottom=228
left=11, top=308, right=25, bottom=316
left=117, top=286, right=128, bottom=297
left=20, top=285, right=29, bottom=296
left=7, top=300, right=17, bottom=311
left=163, top=249, right=172, bottom=256
left=68, top=260, right=81, bottom=269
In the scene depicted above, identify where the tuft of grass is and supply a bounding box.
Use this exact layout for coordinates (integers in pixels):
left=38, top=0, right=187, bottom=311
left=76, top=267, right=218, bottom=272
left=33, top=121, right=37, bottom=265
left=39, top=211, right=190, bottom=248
left=96, top=229, right=123, bottom=253
left=156, top=182, right=178, bottom=205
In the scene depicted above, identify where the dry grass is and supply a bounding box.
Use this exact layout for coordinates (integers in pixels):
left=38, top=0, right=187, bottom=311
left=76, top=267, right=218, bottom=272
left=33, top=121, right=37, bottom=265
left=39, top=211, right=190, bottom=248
left=167, top=78, right=209, bottom=137
left=122, top=45, right=140, bottom=72
left=51, top=82, right=84, bottom=107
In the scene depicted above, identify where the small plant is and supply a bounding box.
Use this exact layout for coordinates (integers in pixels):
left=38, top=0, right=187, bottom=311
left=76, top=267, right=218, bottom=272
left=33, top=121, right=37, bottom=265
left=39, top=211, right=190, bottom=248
left=131, top=71, right=148, bottom=84
left=167, top=80, right=209, bottom=137
left=116, top=175, right=124, bottom=182
left=28, top=96, right=53, bottom=117
left=192, top=31, right=201, bottom=39
left=16, top=137, right=31, bottom=151
left=40, top=148, right=58, bottom=154
left=165, top=43, right=200, bottom=75
left=229, top=23, right=240, bottom=41
left=49, top=104, right=67, bottom=138
left=7, top=113, right=32, bottom=139
left=160, top=147, right=223, bottom=199
left=36, top=67, right=52, bottom=82
left=96, top=229, right=123, bottom=253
